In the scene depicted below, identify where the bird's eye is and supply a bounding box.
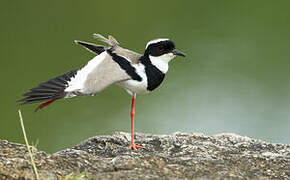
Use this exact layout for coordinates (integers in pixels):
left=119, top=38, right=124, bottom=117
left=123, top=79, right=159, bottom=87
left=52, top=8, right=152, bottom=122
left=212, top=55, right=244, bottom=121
left=157, top=46, right=165, bottom=51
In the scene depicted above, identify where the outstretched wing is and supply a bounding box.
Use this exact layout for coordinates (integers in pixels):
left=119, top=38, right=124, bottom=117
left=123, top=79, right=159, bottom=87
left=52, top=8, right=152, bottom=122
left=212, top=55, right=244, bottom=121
left=18, top=34, right=142, bottom=111
left=17, top=69, right=80, bottom=111
left=65, top=51, right=133, bottom=96
left=66, top=34, right=142, bottom=95
left=18, top=51, right=132, bottom=111
left=76, top=34, right=142, bottom=64
left=74, top=33, right=119, bottom=55
left=18, top=69, right=79, bottom=105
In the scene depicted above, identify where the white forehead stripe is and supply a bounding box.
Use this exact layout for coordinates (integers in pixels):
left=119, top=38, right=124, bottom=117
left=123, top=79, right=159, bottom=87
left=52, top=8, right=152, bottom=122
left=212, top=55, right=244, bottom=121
left=145, top=38, right=169, bottom=49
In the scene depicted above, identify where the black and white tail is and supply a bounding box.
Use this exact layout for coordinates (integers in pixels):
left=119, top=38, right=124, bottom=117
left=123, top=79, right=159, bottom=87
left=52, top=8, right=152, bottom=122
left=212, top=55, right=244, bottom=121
left=18, top=69, right=78, bottom=111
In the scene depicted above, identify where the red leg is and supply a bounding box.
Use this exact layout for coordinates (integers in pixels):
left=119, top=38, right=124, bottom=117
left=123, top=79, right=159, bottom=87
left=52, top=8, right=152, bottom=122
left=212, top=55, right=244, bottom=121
left=35, top=99, right=56, bottom=112
left=129, top=93, right=144, bottom=150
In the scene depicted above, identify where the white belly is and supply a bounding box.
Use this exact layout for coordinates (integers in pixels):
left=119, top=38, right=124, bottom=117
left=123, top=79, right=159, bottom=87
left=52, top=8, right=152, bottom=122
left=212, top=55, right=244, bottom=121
left=117, top=63, right=149, bottom=94
left=118, top=79, right=149, bottom=94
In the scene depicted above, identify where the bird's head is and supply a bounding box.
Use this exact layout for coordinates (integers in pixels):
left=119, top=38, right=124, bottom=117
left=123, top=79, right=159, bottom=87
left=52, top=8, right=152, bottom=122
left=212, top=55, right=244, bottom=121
left=143, top=39, right=186, bottom=73
left=144, top=39, right=186, bottom=62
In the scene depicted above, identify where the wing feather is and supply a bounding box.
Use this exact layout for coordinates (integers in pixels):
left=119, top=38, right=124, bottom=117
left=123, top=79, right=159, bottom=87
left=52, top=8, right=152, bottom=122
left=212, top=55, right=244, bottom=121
left=74, top=40, right=106, bottom=55
left=66, top=34, right=142, bottom=95
left=65, top=51, right=131, bottom=95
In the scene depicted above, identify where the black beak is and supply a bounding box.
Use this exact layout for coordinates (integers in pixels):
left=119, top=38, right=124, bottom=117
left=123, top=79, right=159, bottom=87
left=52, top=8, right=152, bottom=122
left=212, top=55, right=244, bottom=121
left=172, top=49, right=186, bottom=57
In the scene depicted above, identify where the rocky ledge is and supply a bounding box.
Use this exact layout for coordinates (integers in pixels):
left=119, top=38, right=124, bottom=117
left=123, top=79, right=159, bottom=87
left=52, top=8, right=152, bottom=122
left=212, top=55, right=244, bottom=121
left=0, top=132, right=290, bottom=179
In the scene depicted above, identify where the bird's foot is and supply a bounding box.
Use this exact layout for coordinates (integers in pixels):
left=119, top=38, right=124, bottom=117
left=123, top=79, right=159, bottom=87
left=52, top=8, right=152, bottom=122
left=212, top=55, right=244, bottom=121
left=129, top=143, right=144, bottom=150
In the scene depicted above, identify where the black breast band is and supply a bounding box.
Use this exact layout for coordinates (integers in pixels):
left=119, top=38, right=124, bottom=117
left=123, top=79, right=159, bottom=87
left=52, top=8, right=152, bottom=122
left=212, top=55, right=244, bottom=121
left=141, top=56, right=165, bottom=91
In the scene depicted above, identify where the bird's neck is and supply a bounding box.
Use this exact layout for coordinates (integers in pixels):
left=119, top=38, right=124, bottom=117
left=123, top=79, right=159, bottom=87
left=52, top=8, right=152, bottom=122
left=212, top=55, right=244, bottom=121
left=141, top=54, right=171, bottom=74
left=140, top=55, right=166, bottom=91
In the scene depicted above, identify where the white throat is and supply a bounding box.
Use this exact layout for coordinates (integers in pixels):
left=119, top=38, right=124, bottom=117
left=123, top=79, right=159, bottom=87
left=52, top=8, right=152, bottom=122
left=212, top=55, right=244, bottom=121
left=149, top=53, right=175, bottom=73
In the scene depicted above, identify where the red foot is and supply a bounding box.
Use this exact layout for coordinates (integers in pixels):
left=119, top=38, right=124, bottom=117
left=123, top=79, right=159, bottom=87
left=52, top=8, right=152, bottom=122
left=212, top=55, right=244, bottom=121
left=129, top=143, right=144, bottom=150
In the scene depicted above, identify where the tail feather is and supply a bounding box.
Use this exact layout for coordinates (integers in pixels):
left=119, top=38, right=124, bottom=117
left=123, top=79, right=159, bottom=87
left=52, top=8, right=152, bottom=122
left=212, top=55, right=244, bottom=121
left=18, top=69, right=79, bottom=110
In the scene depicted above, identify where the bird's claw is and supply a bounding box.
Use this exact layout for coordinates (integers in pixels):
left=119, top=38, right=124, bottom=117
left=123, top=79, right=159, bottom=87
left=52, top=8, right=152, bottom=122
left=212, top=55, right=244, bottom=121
left=129, top=143, right=144, bottom=150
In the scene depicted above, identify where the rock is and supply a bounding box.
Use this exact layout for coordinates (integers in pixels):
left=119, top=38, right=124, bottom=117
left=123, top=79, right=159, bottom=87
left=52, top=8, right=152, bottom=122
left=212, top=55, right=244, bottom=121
left=1, top=132, right=290, bottom=179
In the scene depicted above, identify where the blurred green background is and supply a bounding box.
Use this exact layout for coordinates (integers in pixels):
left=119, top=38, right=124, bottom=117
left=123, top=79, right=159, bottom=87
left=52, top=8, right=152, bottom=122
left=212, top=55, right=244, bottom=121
left=1, top=1, right=290, bottom=153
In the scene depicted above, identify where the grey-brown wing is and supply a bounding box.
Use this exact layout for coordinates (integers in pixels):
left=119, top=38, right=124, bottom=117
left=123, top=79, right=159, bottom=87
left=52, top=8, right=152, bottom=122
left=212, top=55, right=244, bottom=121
left=112, top=46, right=142, bottom=64
left=93, top=33, right=142, bottom=64
left=76, top=34, right=142, bottom=64
left=67, top=34, right=142, bottom=95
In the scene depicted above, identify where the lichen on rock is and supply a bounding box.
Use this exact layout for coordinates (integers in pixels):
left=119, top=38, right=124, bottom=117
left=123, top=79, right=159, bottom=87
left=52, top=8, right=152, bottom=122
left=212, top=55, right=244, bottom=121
left=1, top=132, right=290, bottom=179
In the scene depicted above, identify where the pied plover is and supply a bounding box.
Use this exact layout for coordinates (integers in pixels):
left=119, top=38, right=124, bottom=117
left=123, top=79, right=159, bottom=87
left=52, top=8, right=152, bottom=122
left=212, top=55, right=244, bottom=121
left=18, top=34, right=186, bottom=150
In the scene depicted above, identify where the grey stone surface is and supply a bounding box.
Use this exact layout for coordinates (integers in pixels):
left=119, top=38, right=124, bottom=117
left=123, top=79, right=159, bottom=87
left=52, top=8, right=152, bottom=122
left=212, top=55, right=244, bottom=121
left=1, top=132, right=290, bottom=179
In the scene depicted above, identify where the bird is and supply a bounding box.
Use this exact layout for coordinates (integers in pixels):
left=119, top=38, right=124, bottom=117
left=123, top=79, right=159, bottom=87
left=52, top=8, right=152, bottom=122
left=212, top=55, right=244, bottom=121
left=18, top=33, right=186, bottom=150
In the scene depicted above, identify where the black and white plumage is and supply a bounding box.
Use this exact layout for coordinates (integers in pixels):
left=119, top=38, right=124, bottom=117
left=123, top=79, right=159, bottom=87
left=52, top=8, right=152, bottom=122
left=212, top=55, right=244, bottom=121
left=18, top=33, right=186, bottom=149
left=19, top=69, right=79, bottom=105
left=18, top=33, right=186, bottom=108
